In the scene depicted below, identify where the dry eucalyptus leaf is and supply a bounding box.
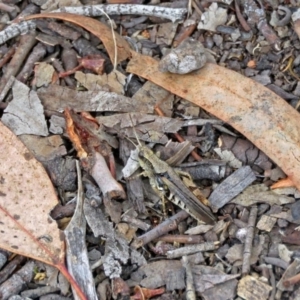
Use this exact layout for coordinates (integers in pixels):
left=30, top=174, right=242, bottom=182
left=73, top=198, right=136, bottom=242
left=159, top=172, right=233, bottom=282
left=197, top=3, right=228, bottom=32
left=2, top=80, right=48, bottom=136
left=127, top=53, right=300, bottom=191
left=0, top=121, right=64, bottom=266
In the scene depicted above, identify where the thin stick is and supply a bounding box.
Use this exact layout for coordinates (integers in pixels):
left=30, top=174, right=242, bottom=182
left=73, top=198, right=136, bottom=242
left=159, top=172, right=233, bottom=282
left=132, top=210, right=189, bottom=248
left=53, top=4, right=187, bottom=23
left=182, top=255, right=196, bottom=300
left=242, top=205, right=257, bottom=275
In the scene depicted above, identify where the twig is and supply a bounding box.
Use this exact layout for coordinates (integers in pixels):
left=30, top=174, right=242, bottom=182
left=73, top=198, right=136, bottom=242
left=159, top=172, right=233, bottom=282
left=274, top=6, right=291, bottom=27
left=234, top=0, right=251, bottom=32
left=132, top=210, right=189, bottom=248
left=283, top=272, right=300, bottom=287
left=0, top=21, right=36, bottom=45
left=156, top=234, right=204, bottom=244
left=0, top=32, right=37, bottom=101
left=166, top=241, right=219, bottom=258
left=0, top=45, right=16, bottom=69
left=0, top=76, right=15, bottom=103
left=182, top=256, right=196, bottom=300
left=51, top=58, right=76, bottom=87
left=90, top=152, right=126, bottom=199
left=242, top=205, right=257, bottom=276
left=16, top=43, right=46, bottom=83
left=268, top=265, right=276, bottom=300
left=264, top=257, right=289, bottom=269
left=52, top=4, right=187, bottom=23
left=0, top=255, right=26, bottom=285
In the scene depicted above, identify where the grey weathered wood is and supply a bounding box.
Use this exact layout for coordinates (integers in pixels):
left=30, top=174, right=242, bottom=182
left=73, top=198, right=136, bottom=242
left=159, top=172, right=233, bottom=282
left=209, top=166, right=256, bottom=212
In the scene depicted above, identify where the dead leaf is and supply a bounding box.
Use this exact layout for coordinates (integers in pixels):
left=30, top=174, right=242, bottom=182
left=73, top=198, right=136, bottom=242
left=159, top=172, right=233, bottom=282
left=75, top=70, right=126, bottom=94
left=126, top=52, right=300, bottom=191
left=33, top=62, right=55, bottom=88
left=231, top=184, right=295, bottom=206
left=197, top=3, right=228, bottom=32
left=24, top=13, right=131, bottom=65
left=0, top=121, right=63, bottom=265
left=2, top=79, right=48, bottom=136
left=0, top=122, right=86, bottom=299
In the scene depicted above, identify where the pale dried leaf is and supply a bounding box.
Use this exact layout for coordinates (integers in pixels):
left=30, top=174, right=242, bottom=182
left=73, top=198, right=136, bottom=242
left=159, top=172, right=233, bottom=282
left=213, top=148, right=242, bottom=168
left=34, top=62, right=55, bottom=88
left=75, top=70, right=126, bottom=94
left=0, top=121, right=64, bottom=265
left=278, top=244, right=293, bottom=263
left=2, top=80, right=48, bottom=136
left=127, top=53, right=300, bottom=191
left=231, top=184, right=295, bottom=206
left=197, top=3, right=228, bottom=32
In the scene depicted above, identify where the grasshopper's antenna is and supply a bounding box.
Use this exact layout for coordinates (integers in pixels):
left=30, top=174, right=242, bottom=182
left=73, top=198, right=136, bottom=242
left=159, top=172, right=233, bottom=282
left=129, top=114, right=142, bottom=147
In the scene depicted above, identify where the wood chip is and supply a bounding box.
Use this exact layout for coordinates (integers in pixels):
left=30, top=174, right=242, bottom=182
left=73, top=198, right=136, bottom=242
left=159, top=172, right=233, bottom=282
left=237, top=275, right=272, bottom=300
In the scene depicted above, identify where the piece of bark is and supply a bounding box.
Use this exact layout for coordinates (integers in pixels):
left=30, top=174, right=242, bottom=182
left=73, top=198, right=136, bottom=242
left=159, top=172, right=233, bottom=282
left=192, top=265, right=239, bottom=299
left=209, top=166, right=256, bottom=212
left=119, top=138, right=146, bottom=213
left=180, top=160, right=226, bottom=181
left=277, top=259, right=300, bottom=291
left=256, top=215, right=277, bottom=232
left=237, top=275, right=272, bottom=300
left=226, top=235, right=264, bottom=266
left=166, top=267, right=185, bottom=291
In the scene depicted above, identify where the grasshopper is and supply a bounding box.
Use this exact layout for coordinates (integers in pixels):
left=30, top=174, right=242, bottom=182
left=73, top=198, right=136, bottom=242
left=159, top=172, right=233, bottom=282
left=129, top=116, right=216, bottom=224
